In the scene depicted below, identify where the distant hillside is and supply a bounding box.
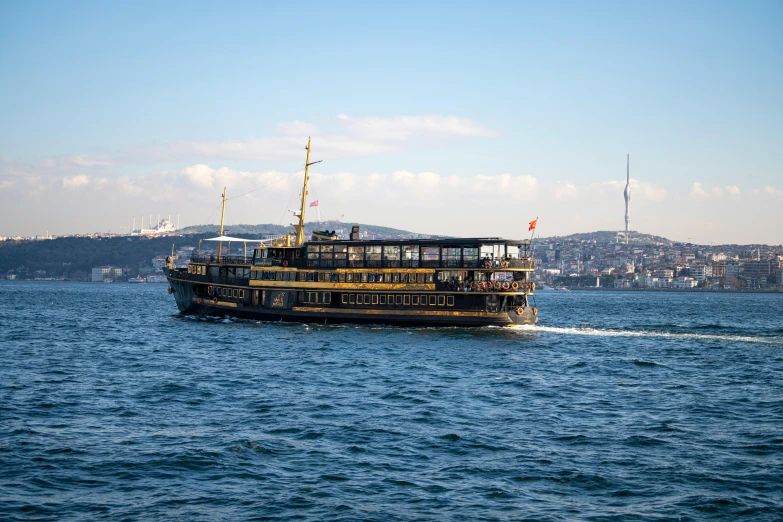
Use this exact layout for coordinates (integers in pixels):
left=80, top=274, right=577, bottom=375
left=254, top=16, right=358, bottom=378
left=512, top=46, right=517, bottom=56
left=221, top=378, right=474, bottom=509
left=540, top=230, right=673, bottom=245
left=0, top=236, right=187, bottom=280
left=180, top=221, right=440, bottom=240
left=0, top=222, right=439, bottom=280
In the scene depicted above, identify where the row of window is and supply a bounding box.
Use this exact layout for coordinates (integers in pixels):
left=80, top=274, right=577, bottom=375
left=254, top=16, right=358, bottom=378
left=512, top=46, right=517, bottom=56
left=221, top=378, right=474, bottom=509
left=300, top=292, right=331, bottom=304
left=252, top=270, right=436, bottom=284
left=208, top=286, right=245, bottom=299
left=189, top=264, right=206, bottom=275
left=341, top=293, right=455, bottom=307
left=303, top=244, right=524, bottom=262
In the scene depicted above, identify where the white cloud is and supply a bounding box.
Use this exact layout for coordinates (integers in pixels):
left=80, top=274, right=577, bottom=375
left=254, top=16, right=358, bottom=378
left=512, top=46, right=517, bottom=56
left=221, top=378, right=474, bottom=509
left=725, top=185, right=741, bottom=199
left=336, top=114, right=499, bottom=141
left=712, top=185, right=742, bottom=200
left=689, top=182, right=710, bottom=200
left=183, top=164, right=216, bottom=189
left=62, top=174, right=90, bottom=189
left=120, top=114, right=499, bottom=164
left=555, top=182, right=578, bottom=201
left=763, top=185, right=782, bottom=196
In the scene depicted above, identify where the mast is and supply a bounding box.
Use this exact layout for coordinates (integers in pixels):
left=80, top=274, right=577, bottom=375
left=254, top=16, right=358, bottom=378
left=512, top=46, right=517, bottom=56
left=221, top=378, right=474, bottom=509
left=218, top=187, right=227, bottom=261
left=294, top=137, right=321, bottom=247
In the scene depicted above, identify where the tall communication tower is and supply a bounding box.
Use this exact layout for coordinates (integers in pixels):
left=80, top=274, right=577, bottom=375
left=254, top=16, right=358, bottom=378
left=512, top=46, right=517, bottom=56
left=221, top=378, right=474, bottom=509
left=624, top=154, right=631, bottom=245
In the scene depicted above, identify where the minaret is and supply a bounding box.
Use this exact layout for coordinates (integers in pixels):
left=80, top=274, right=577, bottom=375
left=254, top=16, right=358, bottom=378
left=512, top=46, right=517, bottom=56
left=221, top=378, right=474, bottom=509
left=624, top=154, right=631, bottom=245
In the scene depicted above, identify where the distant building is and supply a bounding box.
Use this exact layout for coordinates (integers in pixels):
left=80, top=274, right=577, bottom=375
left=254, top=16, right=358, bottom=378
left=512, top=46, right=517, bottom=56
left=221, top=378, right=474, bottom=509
left=690, top=264, right=712, bottom=281
left=674, top=277, right=698, bottom=289
left=152, top=256, right=168, bottom=269
left=743, top=261, right=773, bottom=280
left=91, top=266, right=112, bottom=282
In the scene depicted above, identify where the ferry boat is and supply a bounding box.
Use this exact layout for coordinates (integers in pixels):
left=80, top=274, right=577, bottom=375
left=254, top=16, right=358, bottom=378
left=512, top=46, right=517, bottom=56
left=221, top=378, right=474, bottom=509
left=164, top=139, right=538, bottom=327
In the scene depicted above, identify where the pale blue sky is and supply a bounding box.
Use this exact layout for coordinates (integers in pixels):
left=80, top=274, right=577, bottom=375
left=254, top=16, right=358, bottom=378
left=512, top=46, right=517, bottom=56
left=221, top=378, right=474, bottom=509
left=1, top=1, right=781, bottom=243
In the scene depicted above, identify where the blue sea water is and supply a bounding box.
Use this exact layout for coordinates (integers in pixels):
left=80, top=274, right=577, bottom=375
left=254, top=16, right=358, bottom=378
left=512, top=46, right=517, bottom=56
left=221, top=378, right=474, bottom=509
left=1, top=281, right=782, bottom=521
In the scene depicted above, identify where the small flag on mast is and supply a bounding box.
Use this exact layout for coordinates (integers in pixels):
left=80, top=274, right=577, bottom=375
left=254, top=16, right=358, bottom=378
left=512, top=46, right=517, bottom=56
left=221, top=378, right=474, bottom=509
left=528, top=219, right=537, bottom=232
left=309, top=200, right=319, bottom=207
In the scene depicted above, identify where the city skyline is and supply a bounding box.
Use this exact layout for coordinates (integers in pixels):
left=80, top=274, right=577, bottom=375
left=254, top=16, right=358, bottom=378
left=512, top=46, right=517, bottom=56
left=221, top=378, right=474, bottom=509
left=1, top=2, right=781, bottom=244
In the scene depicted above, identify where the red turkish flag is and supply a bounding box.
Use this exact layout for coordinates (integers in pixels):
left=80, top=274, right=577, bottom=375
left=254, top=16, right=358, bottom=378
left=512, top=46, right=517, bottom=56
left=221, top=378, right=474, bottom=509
left=528, top=219, right=537, bottom=232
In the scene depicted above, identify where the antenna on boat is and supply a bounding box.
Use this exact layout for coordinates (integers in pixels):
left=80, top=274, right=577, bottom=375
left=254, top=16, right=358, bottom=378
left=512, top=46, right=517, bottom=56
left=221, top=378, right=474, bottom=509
left=218, top=187, right=227, bottom=261
left=293, top=137, right=322, bottom=247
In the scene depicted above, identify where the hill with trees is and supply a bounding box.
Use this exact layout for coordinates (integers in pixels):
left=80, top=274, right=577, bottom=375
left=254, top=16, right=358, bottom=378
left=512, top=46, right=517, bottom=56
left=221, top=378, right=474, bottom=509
left=0, top=222, right=437, bottom=280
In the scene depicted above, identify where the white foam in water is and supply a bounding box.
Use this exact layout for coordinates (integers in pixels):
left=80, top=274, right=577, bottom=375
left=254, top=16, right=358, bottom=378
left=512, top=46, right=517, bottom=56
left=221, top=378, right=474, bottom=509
left=515, top=325, right=782, bottom=345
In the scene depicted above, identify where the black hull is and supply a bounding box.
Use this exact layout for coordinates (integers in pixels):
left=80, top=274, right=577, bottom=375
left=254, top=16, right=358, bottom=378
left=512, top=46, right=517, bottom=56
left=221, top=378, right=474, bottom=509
left=166, top=272, right=538, bottom=328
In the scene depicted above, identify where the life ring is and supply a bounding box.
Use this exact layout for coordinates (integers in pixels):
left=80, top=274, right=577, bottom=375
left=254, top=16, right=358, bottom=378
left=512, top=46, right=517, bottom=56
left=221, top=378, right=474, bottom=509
left=533, top=307, right=538, bottom=315
left=511, top=281, right=519, bottom=290
left=494, top=281, right=502, bottom=290
left=502, top=281, right=510, bottom=291
left=167, top=287, right=174, bottom=294
left=282, top=260, right=288, bottom=267
left=198, top=298, right=203, bottom=304
left=212, top=297, right=218, bottom=304
left=531, top=283, right=536, bottom=291
left=516, top=307, right=524, bottom=315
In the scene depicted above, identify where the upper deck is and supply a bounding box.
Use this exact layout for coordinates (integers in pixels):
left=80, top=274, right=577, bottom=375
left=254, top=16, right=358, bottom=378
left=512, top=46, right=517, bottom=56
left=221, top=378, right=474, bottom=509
left=190, top=237, right=535, bottom=271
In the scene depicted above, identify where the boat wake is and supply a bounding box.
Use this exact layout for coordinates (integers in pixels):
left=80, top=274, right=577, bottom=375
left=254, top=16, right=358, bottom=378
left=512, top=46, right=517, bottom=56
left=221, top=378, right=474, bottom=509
left=515, top=325, right=783, bottom=345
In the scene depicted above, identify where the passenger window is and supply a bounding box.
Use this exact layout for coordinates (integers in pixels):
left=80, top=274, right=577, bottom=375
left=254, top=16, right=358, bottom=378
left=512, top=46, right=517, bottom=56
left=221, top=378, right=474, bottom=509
left=438, top=295, right=445, bottom=306
left=447, top=296, right=454, bottom=306
left=412, top=296, right=419, bottom=305
left=388, top=294, right=394, bottom=304
left=339, top=273, right=346, bottom=282
left=372, top=295, right=378, bottom=304
left=429, top=295, right=436, bottom=305
left=400, top=273, right=408, bottom=283
left=349, top=294, right=355, bottom=304
left=368, top=273, right=376, bottom=282
left=417, top=273, right=425, bottom=283
left=426, top=274, right=434, bottom=283
left=393, top=273, right=400, bottom=283
left=395, top=295, right=402, bottom=305
left=379, top=295, right=386, bottom=305
left=357, top=294, right=363, bottom=304
left=342, top=294, right=348, bottom=304
left=364, top=294, right=370, bottom=303
left=361, top=273, right=368, bottom=283
left=324, top=292, right=330, bottom=303
left=403, top=295, right=411, bottom=305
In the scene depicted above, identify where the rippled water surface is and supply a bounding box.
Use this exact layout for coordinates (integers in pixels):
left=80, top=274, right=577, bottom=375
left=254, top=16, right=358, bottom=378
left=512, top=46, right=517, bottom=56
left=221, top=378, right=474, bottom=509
left=1, top=282, right=782, bottom=520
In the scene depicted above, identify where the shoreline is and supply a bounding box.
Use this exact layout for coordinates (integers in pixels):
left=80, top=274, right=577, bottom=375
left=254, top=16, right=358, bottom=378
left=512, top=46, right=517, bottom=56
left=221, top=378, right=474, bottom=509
left=560, top=287, right=783, bottom=294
